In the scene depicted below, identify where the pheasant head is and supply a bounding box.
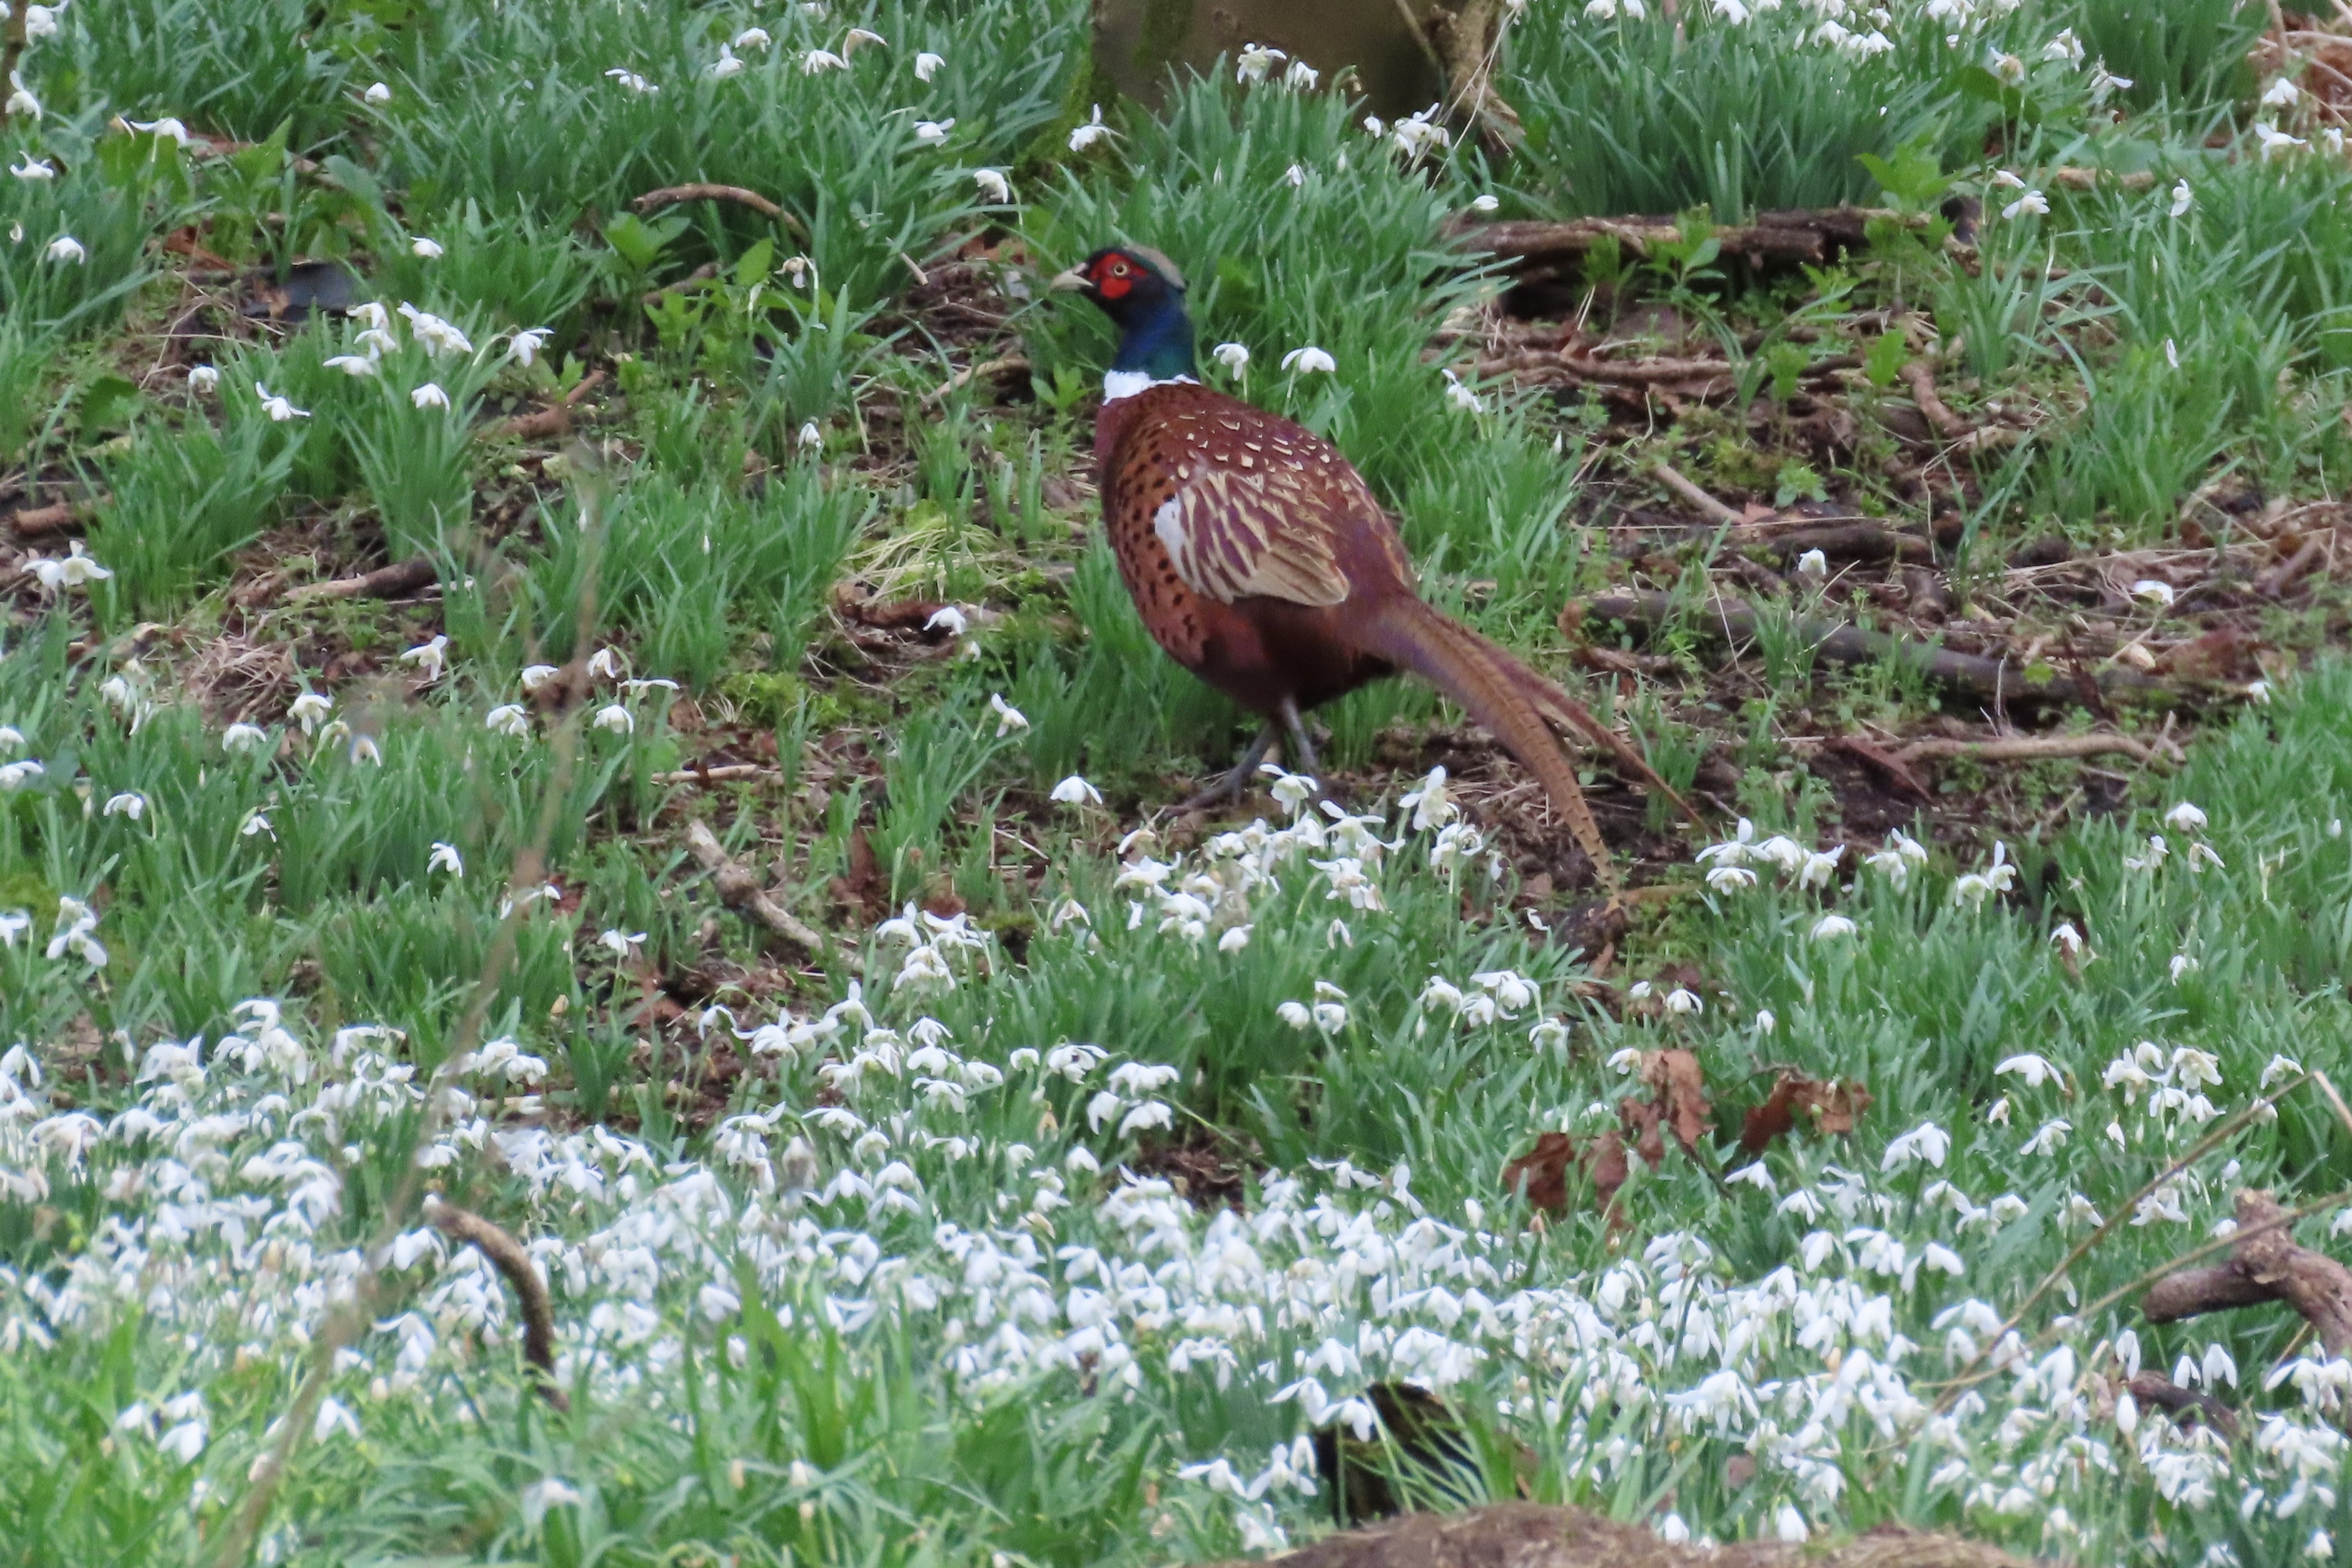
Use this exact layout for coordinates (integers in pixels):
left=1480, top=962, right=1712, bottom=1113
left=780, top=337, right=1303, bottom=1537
left=1050, top=245, right=1197, bottom=399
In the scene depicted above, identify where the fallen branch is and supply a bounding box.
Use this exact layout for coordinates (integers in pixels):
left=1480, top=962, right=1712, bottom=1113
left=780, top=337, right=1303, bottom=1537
left=2258, top=534, right=2326, bottom=597
left=1457, top=205, right=1962, bottom=274
left=2143, top=1189, right=2352, bottom=1356
left=1651, top=460, right=1746, bottom=527
left=683, top=819, right=827, bottom=957
left=1759, top=521, right=1933, bottom=564
left=1567, top=590, right=2213, bottom=713
left=632, top=183, right=804, bottom=236
left=2124, top=1371, right=2241, bottom=1440
left=1898, top=360, right=1975, bottom=441
left=426, top=1197, right=569, bottom=1411
left=1824, top=734, right=1931, bottom=800
left=655, top=763, right=771, bottom=785
left=1202, top=1500, right=2034, bottom=1568
left=2051, top=166, right=2158, bottom=191
left=8, top=499, right=99, bottom=539
left=920, top=353, right=1032, bottom=408
left=1893, top=732, right=2163, bottom=767
left=285, top=556, right=437, bottom=604
left=480, top=367, right=607, bottom=443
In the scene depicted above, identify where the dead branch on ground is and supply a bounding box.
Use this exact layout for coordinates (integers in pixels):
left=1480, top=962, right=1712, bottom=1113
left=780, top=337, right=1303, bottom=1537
left=426, top=1197, right=569, bottom=1410
left=683, top=819, right=828, bottom=957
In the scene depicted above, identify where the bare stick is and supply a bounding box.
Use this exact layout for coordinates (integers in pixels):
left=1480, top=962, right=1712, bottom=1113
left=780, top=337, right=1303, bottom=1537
left=285, top=556, right=437, bottom=604
left=656, top=763, right=771, bottom=785
left=2066, top=1184, right=2352, bottom=1338
left=1898, top=360, right=1975, bottom=440
left=633, top=183, right=795, bottom=227
left=2126, top=1371, right=2240, bottom=1440
left=920, top=354, right=1031, bottom=408
left=684, top=819, right=827, bottom=956
left=480, top=367, right=607, bottom=443
left=9, top=500, right=100, bottom=539
left=1651, top=460, right=1747, bottom=527
left=2142, top=1262, right=2283, bottom=1322
left=427, top=1197, right=569, bottom=1409
left=1894, top=733, right=2157, bottom=767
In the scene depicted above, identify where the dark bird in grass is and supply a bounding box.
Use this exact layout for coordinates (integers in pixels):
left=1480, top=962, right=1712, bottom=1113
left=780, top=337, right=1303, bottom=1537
left=1049, top=244, right=1687, bottom=892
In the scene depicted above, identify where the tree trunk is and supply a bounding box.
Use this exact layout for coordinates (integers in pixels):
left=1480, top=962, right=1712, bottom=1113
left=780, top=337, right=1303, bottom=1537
left=1091, top=0, right=1522, bottom=150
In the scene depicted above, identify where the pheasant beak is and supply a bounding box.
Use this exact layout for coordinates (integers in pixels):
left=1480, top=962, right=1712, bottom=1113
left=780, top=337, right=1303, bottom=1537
left=1047, top=265, right=1091, bottom=295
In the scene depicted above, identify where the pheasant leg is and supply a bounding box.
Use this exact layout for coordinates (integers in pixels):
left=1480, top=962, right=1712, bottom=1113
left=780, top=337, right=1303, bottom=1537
left=1277, top=696, right=1322, bottom=779
left=1175, top=722, right=1279, bottom=812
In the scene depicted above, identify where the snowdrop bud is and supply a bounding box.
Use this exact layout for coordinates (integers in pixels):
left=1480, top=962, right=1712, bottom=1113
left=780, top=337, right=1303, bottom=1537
left=44, top=235, right=86, bottom=265
left=1776, top=1507, right=1808, bottom=1543
left=2163, top=801, right=2207, bottom=834
left=411, top=382, right=450, bottom=410
left=915, top=51, right=945, bottom=81
left=364, top=82, right=393, bottom=105
left=972, top=167, right=1011, bottom=203
left=1281, top=345, right=1337, bottom=375
left=410, top=236, right=443, bottom=259
left=189, top=365, right=220, bottom=394
left=797, top=420, right=823, bottom=449
left=1796, top=548, right=1827, bottom=577
left=987, top=693, right=1028, bottom=737
left=1469, top=193, right=1500, bottom=213
left=593, top=704, right=634, bottom=734
left=1049, top=775, right=1101, bottom=806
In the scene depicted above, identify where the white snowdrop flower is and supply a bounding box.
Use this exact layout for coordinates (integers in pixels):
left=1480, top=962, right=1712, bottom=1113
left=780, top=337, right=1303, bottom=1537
left=1796, top=548, right=1827, bottom=576
left=189, top=365, right=220, bottom=394
left=323, top=354, right=378, bottom=377
left=1049, top=775, right=1101, bottom=806
left=2262, top=78, right=2300, bottom=108
left=1882, top=1120, right=1952, bottom=1171
left=2263, top=1053, right=2305, bottom=1088
left=1218, top=925, right=1251, bottom=953
left=1776, top=1506, right=1809, bottom=1543
left=2043, top=27, right=2084, bottom=64
left=1727, top=1162, right=1776, bottom=1193
left=1311, top=1000, right=1348, bottom=1033
left=254, top=381, right=309, bottom=421
left=923, top=605, right=967, bottom=637
left=1626, top=981, right=1653, bottom=1001
left=520, top=1477, right=582, bottom=1529
left=103, top=791, right=147, bottom=820
left=427, top=842, right=464, bottom=879
left=2051, top=921, right=2083, bottom=956
left=709, top=45, right=745, bottom=80
left=411, top=381, right=450, bottom=410
left=2170, top=952, right=2198, bottom=983
left=410, top=236, right=444, bottom=259
left=1119, top=1100, right=1174, bottom=1136
left=312, top=1398, right=360, bottom=1443
left=1283, top=162, right=1309, bottom=189
left=518, top=663, right=561, bottom=694
left=1924, top=1243, right=1966, bottom=1276
left=45, top=235, right=86, bottom=264
left=1811, top=913, right=1858, bottom=941
left=0, top=910, right=29, bottom=947
left=2308, top=1531, right=2335, bottom=1562
left=593, top=704, right=634, bottom=734
left=1283, top=58, right=1319, bottom=89
left=841, top=26, right=887, bottom=54
left=509, top=328, right=552, bottom=367
left=1664, top=987, right=1703, bottom=1015
left=1468, top=193, right=1501, bottom=215
left=1754, top=1007, right=1776, bottom=1034
left=1995, top=1054, right=2063, bottom=1088
left=9, top=154, right=54, bottom=181
left=914, top=50, right=945, bottom=80
left=157, top=1421, right=208, bottom=1464
left=2257, top=123, right=2308, bottom=159
left=586, top=646, right=626, bottom=679
left=2001, top=190, right=2049, bottom=220
left=1442, top=368, right=1485, bottom=413
left=2165, top=801, right=2208, bottom=834
left=222, top=722, right=270, bottom=754
left=1211, top=341, right=1251, bottom=375
left=1658, top=1515, right=1692, bottom=1544
left=913, top=118, right=954, bottom=147
left=22, top=6, right=61, bottom=40
left=1281, top=345, right=1337, bottom=375
left=2020, top=1119, right=2071, bottom=1156
left=350, top=734, right=382, bottom=765
left=972, top=168, right=1011, bottom=203
left=2165, top=178, right=2195, bottom=218
left=0, top=727, right=20, bottom=757
left=606, top=67, right=659, bottom=92
left=599, top=928, right=646, bottom=957
left=398, top=634, right=449, bottom=683
left=988, top=693, right=1029, bottom=737
left=2247, top=679, right=2272, bottom=705
left=396, top=302, right=474, bottom=357
left=5, top=75, right=42, bottom=119
left=1236, top=42, right=1287, bottom=81
left=1399, top=766, right=1457, bottom=830
left=1276, top=1001, right=1313, bottom=1030
left=2205, top=1343, right=2238, bottom=1387
left=2087, top=62, right=2132, bottom=101
left=23, top=541, right=114, bottom=591
left=1707, top=865, right=1758, bottom=892
left=363, top=82, right=393, bottom=105
left=1068, top=103, right=1116, bottom=152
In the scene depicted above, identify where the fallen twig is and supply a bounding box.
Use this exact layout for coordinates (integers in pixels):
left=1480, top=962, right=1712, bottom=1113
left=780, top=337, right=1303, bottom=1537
left=2258, top=534, right=2326, bottom=597
left=285, top=556, right=438, bottom=604
left=1758, top=521, right=1933, bottom=564
left=1824, top=734, right=1931, bottom=800
left=426, top=1196, right=569, bottom=1410
left=2124, top=1371, right=2241, bottom=1440
left=632, top=182, right=801, bottom=233
left=1893, top=732, right=2163, bottom=767
left=480, top=367, right=607, bottom=443
left=920, top=353, right=1032, bottom=408
left=8, top=499, right=100, bottom=539
left=683, top=819, right=827, bottom=956
left=2050, top=167, right=2158, bottom=191
left=1651, top=460, right=1747, bottom=527
left=2143, top=1189, right=2352, bottom=1356
left=1568, top=590, right=2212, bottom=712
left=655, top=763, right=770, bottom=785
left=1457, top=205, right=1965, bottom=273
left=1898, top=360, right=1974, bottom=441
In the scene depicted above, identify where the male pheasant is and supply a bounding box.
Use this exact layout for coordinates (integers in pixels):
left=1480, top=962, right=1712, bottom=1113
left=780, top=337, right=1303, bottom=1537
left=1050, top=245, right=1679, bottom=890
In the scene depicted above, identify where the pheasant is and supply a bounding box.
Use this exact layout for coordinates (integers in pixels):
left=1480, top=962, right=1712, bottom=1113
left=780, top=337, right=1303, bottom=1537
left=1048, top=245, right=1682, bottom=890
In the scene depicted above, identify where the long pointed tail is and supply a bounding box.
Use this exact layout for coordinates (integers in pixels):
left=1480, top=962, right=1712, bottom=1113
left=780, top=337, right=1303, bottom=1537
left=1478, top=643, right=1706, bottom=831
left=1355, top=595, right=1620, bottom=892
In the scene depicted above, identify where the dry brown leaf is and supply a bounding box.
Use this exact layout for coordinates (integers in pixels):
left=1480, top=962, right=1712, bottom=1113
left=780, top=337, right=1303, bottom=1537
left=1641, top=1048, right=1712, bottom=1155
left=1501, top=1130, right=1629, bottom=1215
left=1740, top=1071, right=1874, bottom=1154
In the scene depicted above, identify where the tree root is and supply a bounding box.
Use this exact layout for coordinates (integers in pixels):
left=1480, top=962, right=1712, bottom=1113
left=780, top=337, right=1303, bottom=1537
left=2143, top=1189, right=2352, bottom=1356
left=426, top=1196, right=569, bottom=1411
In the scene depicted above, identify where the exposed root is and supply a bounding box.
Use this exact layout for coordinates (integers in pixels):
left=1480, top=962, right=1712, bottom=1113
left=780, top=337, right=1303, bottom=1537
left=426, top=1196, right=569, bottom=1411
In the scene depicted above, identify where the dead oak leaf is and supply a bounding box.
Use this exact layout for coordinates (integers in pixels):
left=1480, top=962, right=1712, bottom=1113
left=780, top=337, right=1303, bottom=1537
left=1740, top=1071, right=1874, bottom=1154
